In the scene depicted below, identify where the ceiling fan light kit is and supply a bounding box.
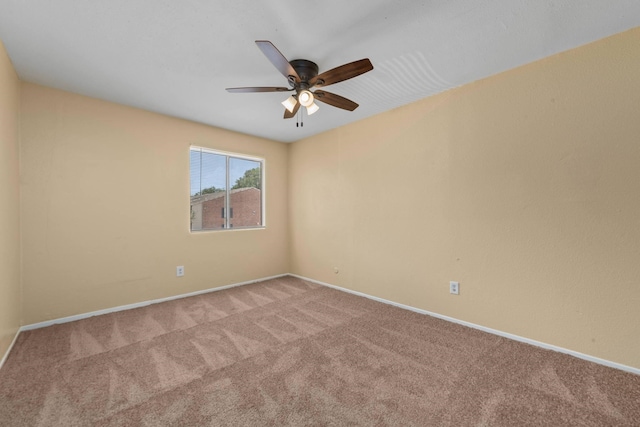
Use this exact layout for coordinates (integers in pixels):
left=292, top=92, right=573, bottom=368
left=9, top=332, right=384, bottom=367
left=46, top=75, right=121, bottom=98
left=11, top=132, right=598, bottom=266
left=306, top=102, right=320, bottom=115
left=226, top=40, right=373, bottom=122
left=298, top=90, right=314, bottom=107
left=281, top=95, right=297, bottom=113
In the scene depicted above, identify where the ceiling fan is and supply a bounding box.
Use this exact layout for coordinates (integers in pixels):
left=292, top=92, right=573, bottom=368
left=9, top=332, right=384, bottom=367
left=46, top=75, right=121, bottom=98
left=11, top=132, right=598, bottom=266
left=226, top=41, right=373, bottom=119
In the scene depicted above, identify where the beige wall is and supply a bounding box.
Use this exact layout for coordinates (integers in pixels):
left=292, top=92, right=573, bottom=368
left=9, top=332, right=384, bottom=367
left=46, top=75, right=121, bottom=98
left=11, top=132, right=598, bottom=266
left=20, top=83, right=289, bottom=324
left=0, top=40, right=21, bottom=358
left=289, top=28, right=640, bottom=368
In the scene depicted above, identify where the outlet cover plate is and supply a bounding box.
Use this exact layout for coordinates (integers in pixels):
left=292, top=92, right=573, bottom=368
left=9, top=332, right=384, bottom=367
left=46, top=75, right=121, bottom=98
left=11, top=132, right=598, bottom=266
left=450, top=281, right=459, bottom=295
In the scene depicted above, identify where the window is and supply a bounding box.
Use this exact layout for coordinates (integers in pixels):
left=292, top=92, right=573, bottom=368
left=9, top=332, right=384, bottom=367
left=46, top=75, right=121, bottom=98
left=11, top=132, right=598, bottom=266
left=190, top=147, right=264, bottom=231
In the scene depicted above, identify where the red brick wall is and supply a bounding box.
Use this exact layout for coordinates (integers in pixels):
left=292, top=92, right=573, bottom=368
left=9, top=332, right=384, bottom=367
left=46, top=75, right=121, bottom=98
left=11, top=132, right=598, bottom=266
left=201, top=188, right=261, bottom=229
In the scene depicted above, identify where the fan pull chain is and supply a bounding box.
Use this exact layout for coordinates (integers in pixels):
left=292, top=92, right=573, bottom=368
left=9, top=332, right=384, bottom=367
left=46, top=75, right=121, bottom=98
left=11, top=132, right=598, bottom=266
left=296, top=108, right=304, bottom=127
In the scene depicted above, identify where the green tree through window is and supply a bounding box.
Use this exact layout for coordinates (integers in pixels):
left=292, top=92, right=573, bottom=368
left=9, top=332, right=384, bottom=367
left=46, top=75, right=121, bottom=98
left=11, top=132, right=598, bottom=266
left=193, top=186, right=224, bottom=196
left=232, top=167, right=261, bottom=190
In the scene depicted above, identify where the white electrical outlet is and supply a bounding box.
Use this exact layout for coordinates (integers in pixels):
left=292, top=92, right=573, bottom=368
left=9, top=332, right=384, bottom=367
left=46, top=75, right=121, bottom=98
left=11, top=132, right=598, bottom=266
left=450, top=281, right=459, bottom=295
left=176, top=266, right=184, bottom=277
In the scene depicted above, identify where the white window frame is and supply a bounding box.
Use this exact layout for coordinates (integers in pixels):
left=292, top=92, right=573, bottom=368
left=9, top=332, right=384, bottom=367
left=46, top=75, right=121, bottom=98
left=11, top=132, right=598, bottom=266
left=189, top=146, right=265, bottom=232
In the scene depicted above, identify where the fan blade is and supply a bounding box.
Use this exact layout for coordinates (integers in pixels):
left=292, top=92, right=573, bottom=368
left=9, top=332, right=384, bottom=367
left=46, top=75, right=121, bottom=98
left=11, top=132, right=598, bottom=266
left=313, top=90, right=359, bottom=111
left=255, top=40, right=300, bottom=83
left=310, top=58, right=373, bottom=87
left=284, top=102, right=301, bottom=119
left=226, top=87, right=292, bottom=93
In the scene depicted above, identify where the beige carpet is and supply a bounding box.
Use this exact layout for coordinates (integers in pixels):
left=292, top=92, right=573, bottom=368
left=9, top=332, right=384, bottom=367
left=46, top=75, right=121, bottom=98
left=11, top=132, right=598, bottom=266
left=1, top=276, right=639, bottom=426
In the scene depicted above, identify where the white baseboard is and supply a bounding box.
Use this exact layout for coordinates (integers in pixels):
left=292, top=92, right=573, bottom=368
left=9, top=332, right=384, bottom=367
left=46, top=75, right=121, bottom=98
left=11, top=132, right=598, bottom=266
left=19, top=274, right=289, bottom=332
left=0, top=329, right=21, bottom=370
left=290, top=274, right=640, bottom=376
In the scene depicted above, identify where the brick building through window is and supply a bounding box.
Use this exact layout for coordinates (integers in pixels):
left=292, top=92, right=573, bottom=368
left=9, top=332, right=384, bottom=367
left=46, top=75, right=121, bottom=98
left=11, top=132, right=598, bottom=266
left=191, top=187, right=261, bottom=230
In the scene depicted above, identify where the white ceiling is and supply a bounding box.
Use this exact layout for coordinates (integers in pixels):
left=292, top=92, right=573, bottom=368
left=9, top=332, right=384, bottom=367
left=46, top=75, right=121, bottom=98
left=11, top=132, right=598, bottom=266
left=1, top=1, right=639, bottom=143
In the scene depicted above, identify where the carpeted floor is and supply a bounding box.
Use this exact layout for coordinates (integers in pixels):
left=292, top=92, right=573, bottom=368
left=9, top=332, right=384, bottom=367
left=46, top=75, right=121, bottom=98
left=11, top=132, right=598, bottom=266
left=0, top=275, right=639, bottom=426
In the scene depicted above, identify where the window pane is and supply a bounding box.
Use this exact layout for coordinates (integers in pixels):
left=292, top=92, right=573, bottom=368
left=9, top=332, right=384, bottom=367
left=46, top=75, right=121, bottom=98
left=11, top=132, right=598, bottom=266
left=228, top=157, right=262, bottom=228
left=190, top=147, right=264, bottom=232
left=190, top=149, right=227, bottom=231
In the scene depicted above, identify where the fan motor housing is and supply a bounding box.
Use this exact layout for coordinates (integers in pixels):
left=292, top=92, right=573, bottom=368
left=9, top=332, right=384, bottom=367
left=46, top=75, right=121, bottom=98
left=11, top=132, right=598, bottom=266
left=290, top=59, right=319, bottom=84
